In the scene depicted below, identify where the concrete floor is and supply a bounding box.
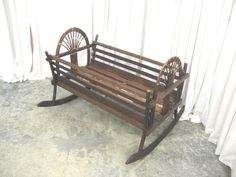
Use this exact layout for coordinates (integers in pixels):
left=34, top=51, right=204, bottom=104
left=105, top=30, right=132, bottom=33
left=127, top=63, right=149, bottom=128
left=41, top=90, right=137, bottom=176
left=0, top=79, right=230, bottom=177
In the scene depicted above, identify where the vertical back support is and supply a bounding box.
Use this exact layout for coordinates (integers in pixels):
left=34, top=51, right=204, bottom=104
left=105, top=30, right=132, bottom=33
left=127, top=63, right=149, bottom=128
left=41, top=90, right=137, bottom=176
left=176, top=63, right=188, bottom=102
left=91, top=35, right=99, bottom=63
left=144, top=90, right=152, bottom=128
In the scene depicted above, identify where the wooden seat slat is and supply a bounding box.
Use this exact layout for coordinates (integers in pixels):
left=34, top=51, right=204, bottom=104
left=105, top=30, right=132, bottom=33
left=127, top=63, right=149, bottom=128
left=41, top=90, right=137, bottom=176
left=94, top=53, right=158, bottom=80
left=75, top=69, right=146, bottom=105
left=51, top=65, right=146, bottom=114
left=81, top=67, right=146, bottom=98
left=88, top=61, right=156, bottom=92
left=51, top=61, right=147, bottom=107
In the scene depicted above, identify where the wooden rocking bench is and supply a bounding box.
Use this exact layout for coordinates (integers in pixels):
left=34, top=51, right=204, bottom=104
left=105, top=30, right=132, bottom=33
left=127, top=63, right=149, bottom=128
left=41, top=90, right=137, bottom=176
left=38, top=27, right=189, bottom=164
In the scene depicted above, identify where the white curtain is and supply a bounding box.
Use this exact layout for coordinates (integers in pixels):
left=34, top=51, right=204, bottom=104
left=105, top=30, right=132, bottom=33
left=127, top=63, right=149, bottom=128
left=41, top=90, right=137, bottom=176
left=1, top=0, right=236, bottom=175
left=0, top=0, right=93, bottom=81
left=1, top=0, right=31, bottom=82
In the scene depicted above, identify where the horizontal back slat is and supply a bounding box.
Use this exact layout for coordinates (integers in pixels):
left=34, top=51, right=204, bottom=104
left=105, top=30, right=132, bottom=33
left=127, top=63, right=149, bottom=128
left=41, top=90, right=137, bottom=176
left=93, top=53, right=158, bottom=80
left=94, top=41, right=164, bottom=66
left=92, top=42, right=164, bottom=82
left=95, top=48, right=161, bottom=73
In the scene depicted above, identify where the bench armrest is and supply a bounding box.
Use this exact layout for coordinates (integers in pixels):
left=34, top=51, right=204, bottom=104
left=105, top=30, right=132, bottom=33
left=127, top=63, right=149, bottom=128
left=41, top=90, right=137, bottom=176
left=45, top=51, right=83, bottom=72
left=149, top=73, right=189, bottom=108
left=56, top=44, right=93, bottom=58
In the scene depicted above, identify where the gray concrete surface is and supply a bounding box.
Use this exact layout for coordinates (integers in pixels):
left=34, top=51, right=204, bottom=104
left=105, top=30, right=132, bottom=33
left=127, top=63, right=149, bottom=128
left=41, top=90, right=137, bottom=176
left=0, top=79, right=230, bottom=177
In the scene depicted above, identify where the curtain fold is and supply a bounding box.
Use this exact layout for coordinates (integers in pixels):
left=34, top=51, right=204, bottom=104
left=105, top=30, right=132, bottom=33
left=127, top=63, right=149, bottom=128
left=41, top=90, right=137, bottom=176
left=1, top=0, right=235, bottom=175
left=0, top=0, right=14, bottom=81
left=1, top=0, right=93, bottom=81
left=170, top=0, right=236, bottom=175
left=1, top=0, right=32, bottom=82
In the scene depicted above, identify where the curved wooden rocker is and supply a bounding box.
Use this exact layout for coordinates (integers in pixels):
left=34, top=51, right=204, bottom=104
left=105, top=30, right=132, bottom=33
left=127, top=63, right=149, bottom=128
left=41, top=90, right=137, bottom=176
left=38, top=27, right=90, bottom=107
left=126, top=57, right=187, bottom=163
left=126, top=106, right=185, bottom=164
left=39, top=27, right=189, bottom=164
left=37, top=95, right=78, bottom=107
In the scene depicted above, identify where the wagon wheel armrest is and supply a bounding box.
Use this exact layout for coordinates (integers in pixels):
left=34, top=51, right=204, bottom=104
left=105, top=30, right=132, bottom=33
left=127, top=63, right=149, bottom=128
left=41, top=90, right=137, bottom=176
left=149, top=73, right=189, bottom=108
left=56, top=44, right=93, bottom=58
left=45, top=51, right=85, bottom=72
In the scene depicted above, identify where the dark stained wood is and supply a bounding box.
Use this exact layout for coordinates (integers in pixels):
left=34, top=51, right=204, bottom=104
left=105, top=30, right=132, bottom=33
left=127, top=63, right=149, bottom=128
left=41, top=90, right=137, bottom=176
left=91, top=35, right=99, bottom=61
left=37, top=95, right=77, bottom=107
left=95, top=48, right=161, bottom=73
left=146, top=99, right=182, bottom=136
left=93, top=53, right=158, bottom=80
left=51, top=63, right=146, bottom=114
left=126, top=106, right=185, bottom=164
left=57, top=44, right=92, bottom=58
left=144, top=91, right=152, bottom=128
left=82, top=67, right=146, bottom=97
left=88, top=64, right=148, bottom=91
left=57, top=76, right=145, bottom=129
left=55, top=27, right=91, bottom=65
left=88, top=61, right=156, bottom=91
left=70, top=48, right=78, bottom=66
left=149, top=74, right=189, bottom=107
left=51, top=62, right=146, bottom=106
left=39, top=27, right=189, bottom=165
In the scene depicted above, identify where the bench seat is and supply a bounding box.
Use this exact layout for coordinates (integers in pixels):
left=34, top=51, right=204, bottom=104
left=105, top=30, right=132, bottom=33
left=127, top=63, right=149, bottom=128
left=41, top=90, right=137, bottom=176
left=39, top=27, right=189, bottom=164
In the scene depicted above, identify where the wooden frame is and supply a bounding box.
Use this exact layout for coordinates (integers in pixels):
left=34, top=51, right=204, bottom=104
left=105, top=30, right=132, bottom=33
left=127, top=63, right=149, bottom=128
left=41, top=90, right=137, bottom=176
left=38, top=27, right=189, bottom=164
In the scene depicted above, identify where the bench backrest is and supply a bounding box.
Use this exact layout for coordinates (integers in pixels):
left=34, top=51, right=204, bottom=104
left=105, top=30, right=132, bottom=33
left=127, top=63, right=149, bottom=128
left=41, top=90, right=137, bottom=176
left=91, top=40, right=164, bottom=85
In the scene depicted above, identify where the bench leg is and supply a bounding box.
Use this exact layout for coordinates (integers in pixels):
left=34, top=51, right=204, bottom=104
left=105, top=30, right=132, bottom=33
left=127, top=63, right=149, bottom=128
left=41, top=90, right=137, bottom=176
left=126, top=106, right=185, bottom=164
left=37, top=79, right=77, bottom=107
